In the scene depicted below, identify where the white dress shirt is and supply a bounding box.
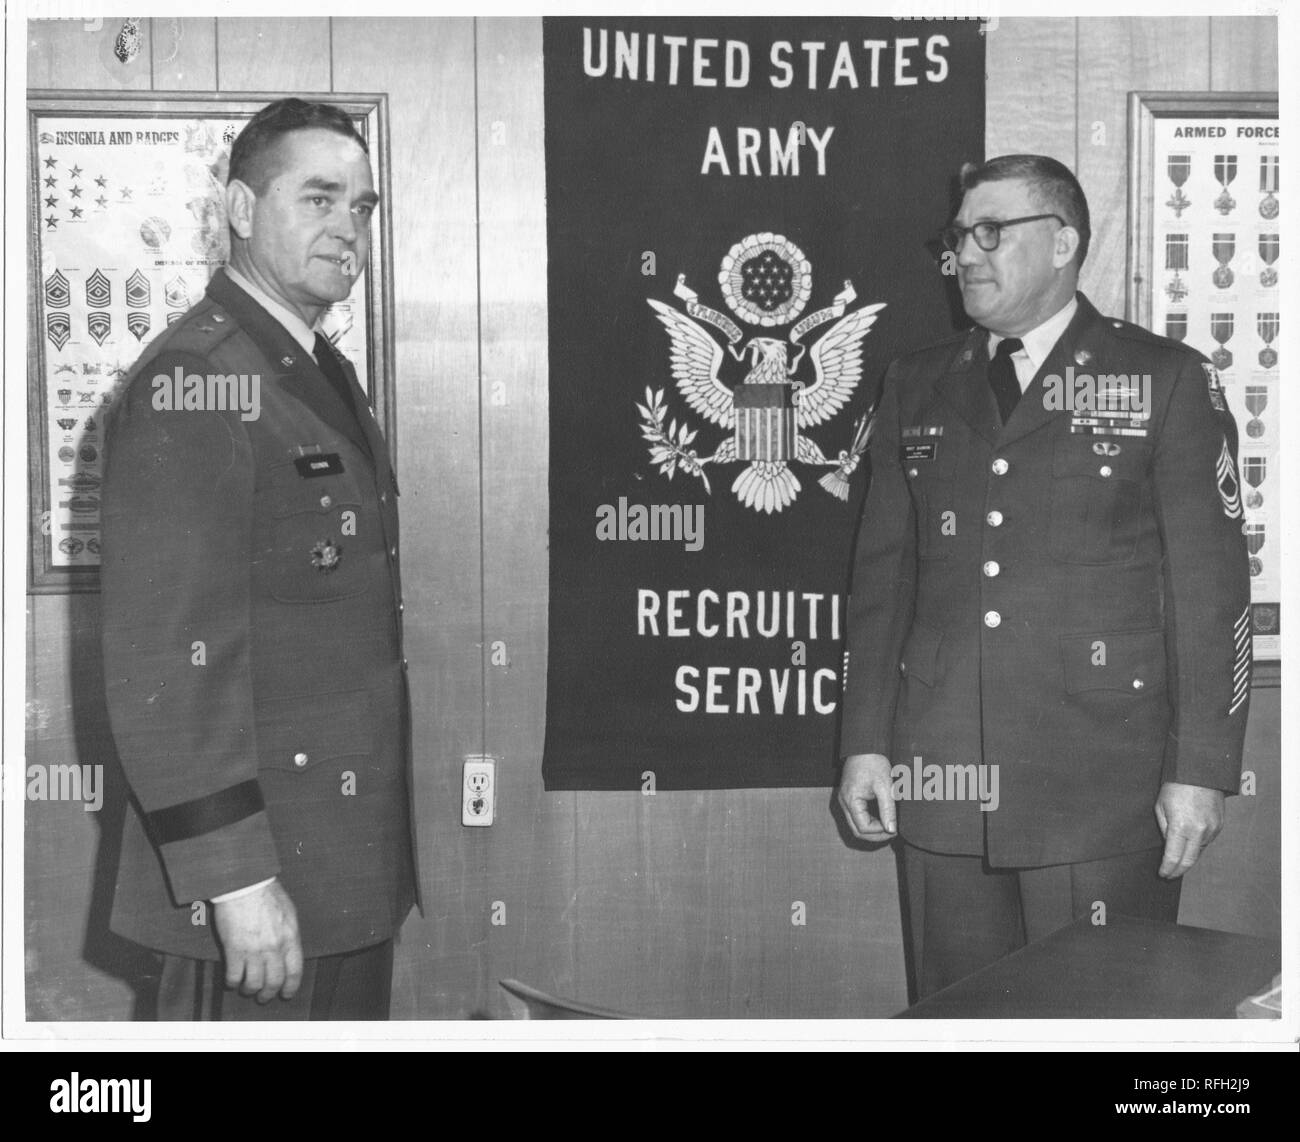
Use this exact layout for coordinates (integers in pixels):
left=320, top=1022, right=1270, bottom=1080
left=987, top=295, right=1079, bottom=392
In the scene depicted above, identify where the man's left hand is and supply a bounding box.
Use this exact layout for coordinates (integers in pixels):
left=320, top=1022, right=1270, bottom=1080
left=1155, top=782, right=1225, bottom=878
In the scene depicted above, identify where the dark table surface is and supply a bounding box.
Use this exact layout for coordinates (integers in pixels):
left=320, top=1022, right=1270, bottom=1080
left=896, top=915, right=1281, bottom=1019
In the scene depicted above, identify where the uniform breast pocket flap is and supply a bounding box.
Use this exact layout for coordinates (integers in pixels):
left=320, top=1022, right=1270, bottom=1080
left=262, top=458, right=368, bottom=604
left=1049, top=437, right=1144, bottom=564
left=258, top=688, right=373, bottom=774
left=1060, top=628, right=1167, bottom=696
left=267, top=456, right=364, bottom=519
left=900, top=622, right=944, bottom=687
left=900, top=426, right=955, bottom=479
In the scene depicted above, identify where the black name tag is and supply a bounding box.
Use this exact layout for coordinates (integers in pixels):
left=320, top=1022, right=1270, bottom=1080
left=902, top=440, right=939, bottom=463
left=294, top=452, right=344, bottom=478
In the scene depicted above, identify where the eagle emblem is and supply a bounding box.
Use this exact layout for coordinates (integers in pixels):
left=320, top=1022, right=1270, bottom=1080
left=640, top=233, right=885, bottom=513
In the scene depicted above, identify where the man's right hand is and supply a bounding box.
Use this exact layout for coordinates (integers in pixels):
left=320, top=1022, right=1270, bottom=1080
left=213, top=879, right=304, bottom=1003
left=837, top=753, right=898, bottom=841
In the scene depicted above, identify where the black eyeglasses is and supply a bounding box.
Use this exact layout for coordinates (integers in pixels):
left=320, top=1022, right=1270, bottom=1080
left=940, top=213, right=1065, bottom=253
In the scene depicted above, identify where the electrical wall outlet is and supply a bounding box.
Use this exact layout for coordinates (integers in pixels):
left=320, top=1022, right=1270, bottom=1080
left=462, top=756, right=495, bottom=827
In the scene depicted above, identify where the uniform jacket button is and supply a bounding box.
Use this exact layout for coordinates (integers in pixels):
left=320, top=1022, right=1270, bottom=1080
left=389, top=545, right=398, bottom=558
left=908, top=467, right=919, bottom=479
left=1132, top=678, right=1144, bottom=690
left=899, top=660, right=908, bottom=675
left=986, top=510, right=1003, bottom=527
left=991, top=458, right=1009, bottom=476
left=320, top=494, right=332, bottom=508
left=983, top=561, right=1000, bottom=577
left=984, top=610, right=1002, bottom=628
left=293, top=751, right=309, bottom=768
left=1099, top=465, right=1113, bottom=478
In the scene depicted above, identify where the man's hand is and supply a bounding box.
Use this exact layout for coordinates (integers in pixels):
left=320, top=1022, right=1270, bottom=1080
left=837, top=753, right=898, bottom=841
left=1155, top=782, right=1226, bottom=878
left=213, top=879, right=303, bottom=1002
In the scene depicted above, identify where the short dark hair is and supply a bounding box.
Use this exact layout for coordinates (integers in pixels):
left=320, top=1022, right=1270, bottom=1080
left=228, top=98, right=368, bottom=193
left=959, top=154, right=1091, bottom=266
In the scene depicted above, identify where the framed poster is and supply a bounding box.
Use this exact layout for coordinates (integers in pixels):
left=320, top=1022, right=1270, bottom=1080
left=27, top=91, right=394, bottom=593
left=1127, top=91, right=1280, bottom=670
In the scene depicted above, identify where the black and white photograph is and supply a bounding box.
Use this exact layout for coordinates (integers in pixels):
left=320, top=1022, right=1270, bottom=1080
left=2, top=0, right=1295, bottom=1099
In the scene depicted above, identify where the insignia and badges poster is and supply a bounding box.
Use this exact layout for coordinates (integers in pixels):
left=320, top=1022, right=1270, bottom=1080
left=541, top=17, right=987, bottom=788
left=1148, top=114, right=1280, bottom=660
left=29, top=105, right=375, bottom=583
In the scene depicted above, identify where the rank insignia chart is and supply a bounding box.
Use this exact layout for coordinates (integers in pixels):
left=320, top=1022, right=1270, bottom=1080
left=31, top=111, right=375, bottom=576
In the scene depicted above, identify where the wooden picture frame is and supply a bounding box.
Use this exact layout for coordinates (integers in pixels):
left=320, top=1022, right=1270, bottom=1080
left=1127, top=91, right=1280, bottom=675
left=27, top=91, right=395, bottom=593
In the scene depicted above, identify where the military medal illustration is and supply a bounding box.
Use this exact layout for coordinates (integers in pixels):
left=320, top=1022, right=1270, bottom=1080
left=640, top=233, right=886, bottom=513
left=1164, top=233, right=1188, bottom=304
left=1242, top=454, right=1266, bottom=509
left=1245, top=520, right=1265, bottom=578
left=1243, top=384, right=1268, bottom=440
left=1165, top=312, right=1187, bottom=343
left=1259, top=154, right=1278, bottom=220
left=1258, top=234, right=1278, bottom=288
left=1257, top=313, right=1278, bottom=370
left=1213, top=154, right=1237, bottom=215
left=1210, top=313, right=1234, bottom=370
left=1211, top=233, right=1235, bottom=289
left=1253, top=603, right=1279, bottom=637
left=310, top=538, right=342, bottom=572
left=1166, top=153, right=1191, bottom=217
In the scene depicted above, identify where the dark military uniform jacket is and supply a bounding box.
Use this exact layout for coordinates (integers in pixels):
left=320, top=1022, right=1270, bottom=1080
left=101, top=268, right=418, bottom=959
left=841, top=293, right=1251, bottom=867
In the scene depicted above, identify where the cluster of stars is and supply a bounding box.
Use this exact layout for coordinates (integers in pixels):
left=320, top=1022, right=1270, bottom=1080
left=740, top=249, right=794, bottom=312
left=40, top=156, right=124, bottom=230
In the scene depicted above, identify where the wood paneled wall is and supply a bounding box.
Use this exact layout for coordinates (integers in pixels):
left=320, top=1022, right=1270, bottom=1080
left=24, top=15, right=1279, bottom=1022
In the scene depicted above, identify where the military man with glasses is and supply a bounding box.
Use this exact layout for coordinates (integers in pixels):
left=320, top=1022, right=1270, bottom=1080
left=836, top=154, right=1250, bottom=1000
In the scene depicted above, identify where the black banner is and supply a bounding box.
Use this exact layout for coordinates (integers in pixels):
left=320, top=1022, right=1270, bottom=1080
left=543, top=16, right=986, bottom=789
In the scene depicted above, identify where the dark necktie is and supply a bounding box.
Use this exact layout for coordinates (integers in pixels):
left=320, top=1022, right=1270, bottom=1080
left=313, top=332, right=356, bottom=418
left=989, top=336, right=1024, bottom=425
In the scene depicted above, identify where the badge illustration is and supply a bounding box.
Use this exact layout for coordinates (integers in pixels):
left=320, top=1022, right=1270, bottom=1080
left=141, top=217, right=172, bottom=249
left=311, top=538, right=342, bottom=572
left=86, top=268, right=111, bottom=309
left=641, top=234, right=886, bottom=513
left=47, top=312, right=71, bottom=352
left=126, top=269, right=151, bottom=308
left=127, top=310, right=151, bottom=341
left=45, top=270, right=70, bottom=309
left=164, top=275, right=190, bottom=308
left=87, top=311, right=112, bottom=347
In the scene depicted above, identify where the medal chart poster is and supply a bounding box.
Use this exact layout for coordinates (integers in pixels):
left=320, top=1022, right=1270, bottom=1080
left=542, top=17, right=987, bottom=789
left=28, top=99, right=382, bottom=589
left=1147, top=113, right=1281, bottom=660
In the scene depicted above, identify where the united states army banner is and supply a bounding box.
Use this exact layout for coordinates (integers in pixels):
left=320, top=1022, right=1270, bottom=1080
left=542, top=16, right=986, bottom=789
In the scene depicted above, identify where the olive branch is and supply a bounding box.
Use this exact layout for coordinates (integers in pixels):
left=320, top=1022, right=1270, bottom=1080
left=636, top=386, right=712, bottom=494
